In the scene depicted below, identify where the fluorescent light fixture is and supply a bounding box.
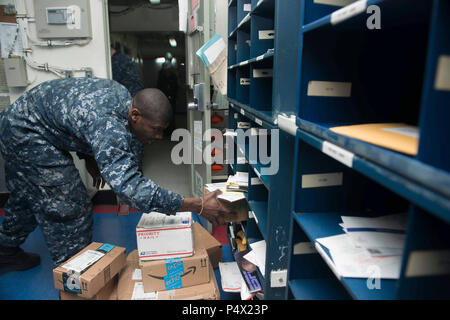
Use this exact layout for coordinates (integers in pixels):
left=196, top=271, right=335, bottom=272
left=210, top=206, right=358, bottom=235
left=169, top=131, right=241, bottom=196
left=150, top=0, right=160, bottom=4
left=155, top=57, right=165, bottom=63
left=169, top=38, right=177, bottom=47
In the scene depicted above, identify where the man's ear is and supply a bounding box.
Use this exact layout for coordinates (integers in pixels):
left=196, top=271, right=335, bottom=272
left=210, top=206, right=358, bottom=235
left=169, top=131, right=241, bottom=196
left=130, top=108, right=142, bottom=122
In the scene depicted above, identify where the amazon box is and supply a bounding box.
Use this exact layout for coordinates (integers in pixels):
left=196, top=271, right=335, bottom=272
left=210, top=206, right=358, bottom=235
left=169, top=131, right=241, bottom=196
left=59, top=275, right=118, bottom=300
left=141, top=248, right=210, bottom=292
left=203, top=187, right=248, bottom=223
left=193, top=222, right=222, bottom=268
left=117, top=250, right=220, bottom=300
left=136, top=212, right=194, bottom=261
left=53, top=242, right=126, bottom=299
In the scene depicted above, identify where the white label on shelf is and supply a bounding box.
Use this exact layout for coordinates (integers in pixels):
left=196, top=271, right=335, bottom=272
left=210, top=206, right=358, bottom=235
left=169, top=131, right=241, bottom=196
left=382, top=126, right=419, bottom=139
left=253, top=69, right=273, bottom=78
left=301, top=172, right=343, bottom=188
left=243, top=3, right=251, bottom=11
left=253, top=167, right=262, bottom=179
left=251, top=211, right=259, bottom=224
left=234, top=113, right=238, bottom=119
left=256, top=54, right=265, bottom=61
left=434, top=55, right=450, bottom=91
left=240, top=78, right=250, bottom=85
left=251, top=177, right=263, bottom=185
left=307, top=81, right=352, bottom=97
left=322, top=141, right=354, bottom=168
left=237, top=156, right=247, bottom=164
left=239, top=60, right=248, bottom=66
left=237, top=121, right=250, bottom=128
left=330, top=0, right=367, bottom=25
left=258, top=30, right=275, bottom=40
left=277, top=114, right=297, bottom=136
left=405, top=250, right=450, bottom=277
left=255, top=118, right=263, bottom=126
left=248, top=210, right=255, bottom=219
left=293, top=242, right=317, bottom=255
left=313, top=0, right=356, bottom=7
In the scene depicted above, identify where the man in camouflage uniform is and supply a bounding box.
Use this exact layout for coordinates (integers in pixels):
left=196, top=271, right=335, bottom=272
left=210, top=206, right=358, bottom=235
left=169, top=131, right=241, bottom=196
left=0, top=77, right=229, bottom=270
left=111, top=46, right=144, bottom=97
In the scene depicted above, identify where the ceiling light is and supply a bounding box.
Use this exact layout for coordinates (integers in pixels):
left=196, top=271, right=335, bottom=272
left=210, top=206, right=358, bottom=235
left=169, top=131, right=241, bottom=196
left=150, top=0, right=160, bottom=4
left=169, top=38, right=177, bottom=47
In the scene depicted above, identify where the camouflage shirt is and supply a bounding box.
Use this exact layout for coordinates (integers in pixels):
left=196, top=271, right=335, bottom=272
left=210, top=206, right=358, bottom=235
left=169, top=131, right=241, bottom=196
left=0, top=77, right=184, bottom=214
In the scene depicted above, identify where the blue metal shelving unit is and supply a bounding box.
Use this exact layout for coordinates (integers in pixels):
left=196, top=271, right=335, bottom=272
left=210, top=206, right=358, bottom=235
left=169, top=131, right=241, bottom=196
left=226, top=0, right=301, bottom=300
left=227, top=0, right=449, bottom=300
left=285, top=0, right=450, bottom=300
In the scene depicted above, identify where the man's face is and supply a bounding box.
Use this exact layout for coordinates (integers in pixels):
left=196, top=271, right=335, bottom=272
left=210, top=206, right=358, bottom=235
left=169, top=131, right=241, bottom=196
left=129, top=109, right=167, bottom=145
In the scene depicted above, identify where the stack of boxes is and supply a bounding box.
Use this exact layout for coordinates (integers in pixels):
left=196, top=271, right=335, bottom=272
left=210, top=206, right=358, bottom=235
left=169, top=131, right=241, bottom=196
left=53, top=212, right=223, bottom=300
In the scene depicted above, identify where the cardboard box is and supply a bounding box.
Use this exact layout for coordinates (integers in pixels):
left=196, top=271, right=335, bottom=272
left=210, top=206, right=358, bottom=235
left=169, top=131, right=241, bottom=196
left=59, top=275, right=118, bottom=300
left=136, top=212, right=194, bottom=261
left=141, top=248, right=210, bottom=292
left=204, top=187, right=248, bottom=223
left=53, top=242, right=126, bottom=299
left=193, top=222, right=222, bottom=269
left=117, top=250, right=220, bottom=300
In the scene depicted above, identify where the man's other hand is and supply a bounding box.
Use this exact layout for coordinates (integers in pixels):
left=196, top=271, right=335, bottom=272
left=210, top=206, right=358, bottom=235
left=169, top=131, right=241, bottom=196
left=85, top=157, right=106, bottom=189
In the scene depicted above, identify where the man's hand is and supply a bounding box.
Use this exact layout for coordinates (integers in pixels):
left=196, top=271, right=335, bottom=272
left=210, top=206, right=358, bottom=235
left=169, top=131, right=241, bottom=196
left=179, top=190, right=234, bottom=226
left=85, top=156, right=106, bottom=189
left=200, top=189, right=233, bottom=226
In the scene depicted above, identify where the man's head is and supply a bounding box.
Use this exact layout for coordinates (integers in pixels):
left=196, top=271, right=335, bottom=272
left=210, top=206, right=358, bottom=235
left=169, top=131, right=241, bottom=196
left=128, top=88, right=172, bottom=144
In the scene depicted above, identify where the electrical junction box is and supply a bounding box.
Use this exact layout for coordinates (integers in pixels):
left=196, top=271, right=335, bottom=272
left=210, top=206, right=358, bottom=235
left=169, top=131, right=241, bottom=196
left=34, top=0, right=92, bottom=39
left=4, top=58, right=28, bottom=87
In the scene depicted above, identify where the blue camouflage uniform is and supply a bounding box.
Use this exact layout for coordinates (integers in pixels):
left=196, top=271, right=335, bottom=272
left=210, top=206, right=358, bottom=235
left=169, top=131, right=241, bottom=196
left=111, top=52, right=144, bottom=97
left=0, top=77, right=184, bottom=266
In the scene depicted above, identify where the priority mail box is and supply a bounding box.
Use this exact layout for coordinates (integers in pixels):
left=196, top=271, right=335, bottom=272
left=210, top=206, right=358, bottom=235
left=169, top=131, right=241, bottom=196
left=141, top=248, right=210, bottom=292
left=117, top=250, right=220, bottom=300
left=136, top=212, right=194, bottom=261
left=53, top=242, right=126, bottom=299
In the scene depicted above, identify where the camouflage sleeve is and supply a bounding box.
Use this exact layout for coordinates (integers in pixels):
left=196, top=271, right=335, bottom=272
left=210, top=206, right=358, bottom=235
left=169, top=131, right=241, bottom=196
left=130, top=136, right=144, bottom=170
left=86, top=119, right=184, bottom=215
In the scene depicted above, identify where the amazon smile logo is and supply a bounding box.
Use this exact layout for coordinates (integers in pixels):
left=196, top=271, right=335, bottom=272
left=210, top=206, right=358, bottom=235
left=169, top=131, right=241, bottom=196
left=147, top=266, right=197, bottom=280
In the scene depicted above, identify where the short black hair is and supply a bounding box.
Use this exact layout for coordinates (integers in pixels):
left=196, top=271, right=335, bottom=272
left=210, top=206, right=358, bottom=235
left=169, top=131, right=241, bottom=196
left=132, top=88, right=172, bottom=125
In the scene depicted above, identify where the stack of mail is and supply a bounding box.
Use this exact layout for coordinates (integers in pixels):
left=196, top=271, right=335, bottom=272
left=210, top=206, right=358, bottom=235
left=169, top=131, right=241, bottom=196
left=205, top=181, right=246, bottom=203
left=340, top=213, right=407, bottom=257
left=226, top=172, right=248, bottom=192
left=315, top=213, right=407, bottom=279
